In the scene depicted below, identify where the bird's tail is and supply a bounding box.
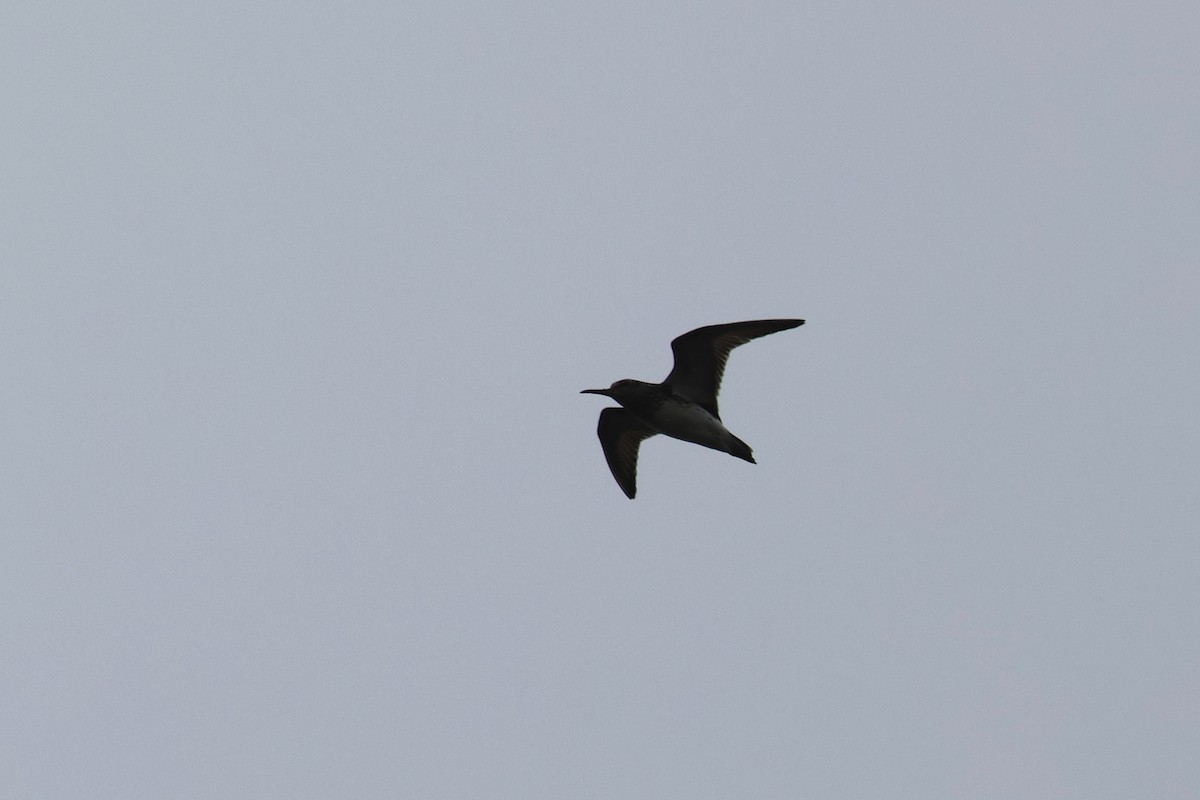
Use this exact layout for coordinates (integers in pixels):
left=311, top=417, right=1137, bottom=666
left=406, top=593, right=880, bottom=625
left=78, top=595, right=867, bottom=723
left=726, top=433, right=756, bottom=464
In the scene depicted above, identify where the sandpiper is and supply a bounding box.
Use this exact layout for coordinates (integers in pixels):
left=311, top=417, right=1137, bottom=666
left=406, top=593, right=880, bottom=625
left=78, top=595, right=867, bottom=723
left=581, top=318, right=804, bottom=498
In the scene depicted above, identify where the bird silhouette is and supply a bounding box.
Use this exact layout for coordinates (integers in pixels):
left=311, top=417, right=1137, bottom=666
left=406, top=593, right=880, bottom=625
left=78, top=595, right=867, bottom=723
left=581, top=319, right=804, bottom=498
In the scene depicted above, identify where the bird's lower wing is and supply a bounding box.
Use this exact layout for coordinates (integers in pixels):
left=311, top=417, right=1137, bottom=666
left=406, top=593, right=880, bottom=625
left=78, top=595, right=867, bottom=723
left=596, top=408, right=658, bottom=499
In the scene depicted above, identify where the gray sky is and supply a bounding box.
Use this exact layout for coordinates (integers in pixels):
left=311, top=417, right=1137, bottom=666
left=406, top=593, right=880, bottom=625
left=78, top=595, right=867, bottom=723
left=4, top=2, right=1198, bottom=798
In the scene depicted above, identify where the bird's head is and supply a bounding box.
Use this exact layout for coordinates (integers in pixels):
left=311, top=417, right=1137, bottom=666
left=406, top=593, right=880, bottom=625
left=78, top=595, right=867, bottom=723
left=580, top=379, right=649, bottom=402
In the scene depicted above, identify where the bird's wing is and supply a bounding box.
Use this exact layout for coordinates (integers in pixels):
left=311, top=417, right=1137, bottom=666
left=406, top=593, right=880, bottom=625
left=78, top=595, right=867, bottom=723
left=664, top=319, right=804, bottom=417
left=596, top=408, right=658, bottom=499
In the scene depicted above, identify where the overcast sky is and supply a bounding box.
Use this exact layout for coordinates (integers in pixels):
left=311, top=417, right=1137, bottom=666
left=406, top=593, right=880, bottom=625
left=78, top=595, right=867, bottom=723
left=4, top=2, right=1198, bottom=798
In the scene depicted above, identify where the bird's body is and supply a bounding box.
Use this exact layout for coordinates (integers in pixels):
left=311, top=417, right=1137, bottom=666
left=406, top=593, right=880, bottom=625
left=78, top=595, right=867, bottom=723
left=581, top=319, right=804, bottom=498
left=593, top=380, right=754, bottom=462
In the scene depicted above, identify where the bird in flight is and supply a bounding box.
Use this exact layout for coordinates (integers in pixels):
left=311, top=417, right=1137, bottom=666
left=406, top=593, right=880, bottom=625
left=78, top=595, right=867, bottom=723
left=581, top=318, right=804, bottom=498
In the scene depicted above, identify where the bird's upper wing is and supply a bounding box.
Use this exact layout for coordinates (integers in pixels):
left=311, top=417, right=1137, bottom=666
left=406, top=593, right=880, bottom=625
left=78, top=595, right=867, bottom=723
left=664, top=319, right=804, bottom=417
left=596, top=408, right=658, bottom=499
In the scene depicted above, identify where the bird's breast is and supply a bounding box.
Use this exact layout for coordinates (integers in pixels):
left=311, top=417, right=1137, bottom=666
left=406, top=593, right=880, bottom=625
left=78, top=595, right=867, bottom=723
left=637, top=399, right=731, bottom=449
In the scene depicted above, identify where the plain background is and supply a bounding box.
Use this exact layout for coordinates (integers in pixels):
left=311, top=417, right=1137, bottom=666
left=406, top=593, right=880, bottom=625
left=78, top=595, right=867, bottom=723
left=4, top=2, right=1198, bottom=798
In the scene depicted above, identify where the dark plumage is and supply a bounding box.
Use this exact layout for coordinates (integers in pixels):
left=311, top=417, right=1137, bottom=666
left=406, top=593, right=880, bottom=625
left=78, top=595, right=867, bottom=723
left=581, top=319, right=804, bottom=498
